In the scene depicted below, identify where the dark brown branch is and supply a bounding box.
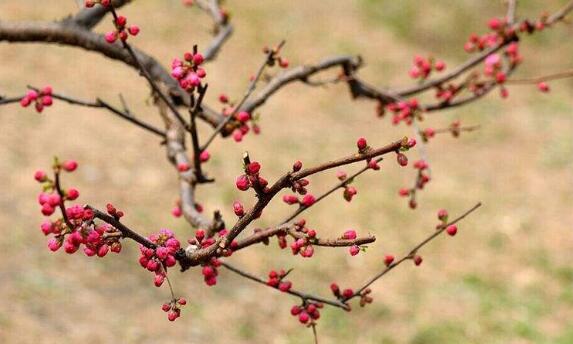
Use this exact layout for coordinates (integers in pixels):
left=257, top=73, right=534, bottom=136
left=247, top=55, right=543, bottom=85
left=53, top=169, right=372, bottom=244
left=242, top=55, right=367, bottom=113
left=349, top=202, right=482, bottom=299
left=3, top=86, right=166, bottom=137
left=87, top=206, right=157, bottom=249
left=220, top=261, right=350, bottom=310
left=200, top=40, right=286, bottom=151
left=180, top=139, right=405, bottom=268
left=0, top=20, right=224, bottom=127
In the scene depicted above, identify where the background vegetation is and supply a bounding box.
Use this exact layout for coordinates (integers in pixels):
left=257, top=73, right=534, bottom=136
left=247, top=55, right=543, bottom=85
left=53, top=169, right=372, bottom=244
left=0, top=1, right=572, bottom=343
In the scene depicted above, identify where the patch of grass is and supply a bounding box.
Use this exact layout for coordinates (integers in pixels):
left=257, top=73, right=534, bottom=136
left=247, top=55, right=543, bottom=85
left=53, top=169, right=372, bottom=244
left=410, top=321, right=468, bottom=344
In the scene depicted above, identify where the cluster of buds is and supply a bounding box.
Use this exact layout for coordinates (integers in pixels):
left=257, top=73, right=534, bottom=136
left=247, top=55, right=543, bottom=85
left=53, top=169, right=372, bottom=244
left=518, top=16, right=549, bottom=34
left=289, top=219, right=316, bottom=258
left=20, top=86, right=53, bottom=113
left=188, top=229, right=237, bottom=260
left=434, top=83, right=461, bottom=103
left=36, top=159, right=124, bottom=256
left=341, top=230, right=362, bottom=256
left=138, top=229, right=180, bottom=287
left=282, top=193, right=315, bottom=207
left=201, top=257, right=222, bottom=286
left=231, top=111, right=252, bottom=142
left=218, top=94, right=261, bottom=142
left=236, top=160, right=270, bottom=194
left=398, top=159, right=430, bottom=209
left=104, top=15, right=140, bottom=44
left=262, top=44, right=290, bottom=69
left=105, top=203, right=124, bottom=220
left=266, top=269, right=293, bottom=292
left=463, top=27, right=504, bottom=53
left=436, top=209, right=458, bottom=236
left=420, top=120, right=470, bottom=142
left=171, top=50, right=206, bottom=92
left=161, top=297, right=186, bottom=322
left=385, top=99, right=421, bottom=126
left=330, top=283, right=354, bottom=301
left=408, top=55, right=446, bottom=80
left=290, top=302, right=323, bottom=325
left=35, top=159, right=78, bottom=217
left=62, top=221, right=122, bottom=257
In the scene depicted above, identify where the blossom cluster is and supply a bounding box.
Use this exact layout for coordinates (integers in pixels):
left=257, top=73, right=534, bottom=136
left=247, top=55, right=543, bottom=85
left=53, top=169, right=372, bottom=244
left=138, top=229, right=180, bottom=287
left=171, top=51, right=207, bottom=91
left=20, top=86, right=53, bottom=113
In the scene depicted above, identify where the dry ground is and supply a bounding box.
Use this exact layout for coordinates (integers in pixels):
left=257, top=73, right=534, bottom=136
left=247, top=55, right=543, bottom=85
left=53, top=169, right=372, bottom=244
left=0, top=1, right=572, bottom=343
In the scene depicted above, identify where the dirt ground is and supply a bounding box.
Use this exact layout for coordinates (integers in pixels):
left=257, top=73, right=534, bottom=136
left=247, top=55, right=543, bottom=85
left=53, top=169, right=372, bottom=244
left=0, top=1, right=572, bottom=343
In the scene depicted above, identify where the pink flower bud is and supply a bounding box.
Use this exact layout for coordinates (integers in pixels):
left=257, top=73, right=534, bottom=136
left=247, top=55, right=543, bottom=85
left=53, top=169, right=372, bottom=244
left=167, top=311, right=179, bottom=321
left=42, top=96, right=53, bottom=106
left=537, top=82, right=550, bottom=93
left=298, top=312, right=310, bottom=324
left=177, top=162, right=190, bottom=172
left=279, top=281, right=292, bottom=292
left=34, top=170, right=47, bottom=182
left=171, top=206, right=182, bottom=218
left=154, top=274, right=165, bottom=287
left=41, top=203, right=55, bottom=216
left=156, top=247, right=170, bottom=260
left=488, top=17, right=504, bottom=31
left=235, top=175, right=250, bottom=191
left=104, top=31, right=117, bottom=43
left=232, top=130, right=243, bottom=142
left=20, top=96, right=31, bottom=107
left=128, top=25, right=140, bottom=36
left=292, top=160, right=302, bottom=172
left=236, top=111, right=250, bottom=123
left=66, top=188, right=80, bottom=200
left=246, top=161, right=261, bottom=175
left=97, top=244, right=109, bottom=257
left=301, top=194, right=316, bottom=207
left=349, top=245, right=360, bottom=256
left=192, top=53, right=204, bottom=65
left=357, top=137, right=367, bottom=151
left=164, top=254, right=177, bottom=267
left=291, top=305, right=302, bottom=316
left=26, top=90, right=38, bottom=101
left=146, top=259, right=159, bottom=272
left=384, top=254, right=395, bottom=267
left=446, top=225, right=458, bottom=236
left=282, top=194, right=299, bottom=205
left=48, top=238, right=61, bottom=252
left=233, top=201, right=244, bottom=217
left=396, top=153, right=408, bottom=167
left=40, top=221, right=53, bottom=235
left=62, top=160, right=78, bottom=172
left=199, top=150, right=210, bottom=162
left=84, top=247, right=97, bottom=257
left=343, top=230, right=357, bottom=240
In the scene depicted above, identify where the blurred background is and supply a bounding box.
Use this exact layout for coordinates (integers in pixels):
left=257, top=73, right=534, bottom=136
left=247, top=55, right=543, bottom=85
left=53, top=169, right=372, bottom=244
left=1, top=1, right=572, bottom=343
